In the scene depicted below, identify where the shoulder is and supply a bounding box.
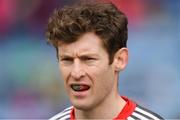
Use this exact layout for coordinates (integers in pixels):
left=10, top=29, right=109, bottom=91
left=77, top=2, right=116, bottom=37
left=49, top=106, right=73, bottom=120
left=128, top=104, right=164, bottom=120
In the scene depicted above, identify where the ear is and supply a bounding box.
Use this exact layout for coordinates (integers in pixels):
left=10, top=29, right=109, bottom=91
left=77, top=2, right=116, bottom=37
left=113, top=48, right=128, bottom=71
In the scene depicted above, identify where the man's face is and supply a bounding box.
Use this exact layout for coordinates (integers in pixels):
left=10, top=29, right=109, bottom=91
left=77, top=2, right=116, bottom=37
left=58, top=32, right=117, bottom=110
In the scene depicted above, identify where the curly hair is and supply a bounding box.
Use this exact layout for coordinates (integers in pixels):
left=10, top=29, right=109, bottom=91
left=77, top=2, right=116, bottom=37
left=46, top=2, right=128, bottom=64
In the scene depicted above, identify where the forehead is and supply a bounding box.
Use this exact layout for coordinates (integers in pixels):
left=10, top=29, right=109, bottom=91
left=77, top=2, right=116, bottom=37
left=58, top=32, right=106, bottom=56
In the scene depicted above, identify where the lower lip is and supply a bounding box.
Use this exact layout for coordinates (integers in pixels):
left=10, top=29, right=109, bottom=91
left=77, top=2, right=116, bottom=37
left=71, top=88, right=90, bottom=98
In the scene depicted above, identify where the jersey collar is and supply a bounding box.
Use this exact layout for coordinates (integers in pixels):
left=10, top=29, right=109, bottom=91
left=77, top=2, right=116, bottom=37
left=70, top=96, right=136, bottom=120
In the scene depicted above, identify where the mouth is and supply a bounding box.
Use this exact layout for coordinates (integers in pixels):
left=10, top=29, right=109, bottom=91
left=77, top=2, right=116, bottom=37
left=71, top=84, right=90, bottom=92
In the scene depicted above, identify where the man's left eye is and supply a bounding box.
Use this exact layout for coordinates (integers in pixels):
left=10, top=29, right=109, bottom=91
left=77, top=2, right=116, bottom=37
left=83, top=57, right=95, bottom=61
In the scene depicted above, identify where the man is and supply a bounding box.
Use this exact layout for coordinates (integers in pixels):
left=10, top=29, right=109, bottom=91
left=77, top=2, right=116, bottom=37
left=46, top=2, right=163, bottom=120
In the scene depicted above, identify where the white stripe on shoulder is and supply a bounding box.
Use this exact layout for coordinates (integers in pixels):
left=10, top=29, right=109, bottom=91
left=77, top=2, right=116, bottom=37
left=62, top=106, right=73, bottom=112
left=135, top=107, right=161, bottom=120
left=57, top=114, right=70, bottom=120
left=132, top=112, right=149, bottom=120
left=127, top=116, right=136, bottom=120
left=49, top=106, right=73, bottom=120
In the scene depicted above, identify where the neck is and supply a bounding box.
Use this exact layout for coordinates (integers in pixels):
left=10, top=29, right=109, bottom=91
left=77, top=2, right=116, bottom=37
left=75, top=95, right=126, bottom=119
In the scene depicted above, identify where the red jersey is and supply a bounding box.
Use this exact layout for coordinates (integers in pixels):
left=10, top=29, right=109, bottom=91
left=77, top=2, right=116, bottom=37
left=49, top=96, right=163, bottom=120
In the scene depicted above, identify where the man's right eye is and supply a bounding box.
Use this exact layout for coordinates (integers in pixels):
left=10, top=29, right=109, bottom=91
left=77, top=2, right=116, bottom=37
left=60, top=58, right=73, bottom=65
left=61, top=58, right=72, bottom=61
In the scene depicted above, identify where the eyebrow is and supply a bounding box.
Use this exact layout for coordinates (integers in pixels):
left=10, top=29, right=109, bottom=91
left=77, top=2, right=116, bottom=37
left=59, top=53, right=99, bottom=58
left=59, top=55, right=72, bottom=59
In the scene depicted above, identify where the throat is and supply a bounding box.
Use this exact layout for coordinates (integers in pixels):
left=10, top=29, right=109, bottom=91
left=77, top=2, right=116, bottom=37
left=75, top=96, right=126, bottom=119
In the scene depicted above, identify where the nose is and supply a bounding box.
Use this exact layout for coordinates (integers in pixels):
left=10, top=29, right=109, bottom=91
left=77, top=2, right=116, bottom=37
left=70, top=59, right=85, bottom=79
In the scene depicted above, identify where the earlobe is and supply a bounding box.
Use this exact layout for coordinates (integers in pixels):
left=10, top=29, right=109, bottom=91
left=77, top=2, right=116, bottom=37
left=114, top=48, right=128, bottom=71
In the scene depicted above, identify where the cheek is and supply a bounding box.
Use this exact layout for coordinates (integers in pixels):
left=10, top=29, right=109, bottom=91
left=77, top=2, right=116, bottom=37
left=91, top=68, right=115, bottom=102
left=59, top=65, right=69, bottom=82
left=90, top=65, right=114, bottom=88
left=59, top=67, right=72, bottom=93
left=99, top=70, right=114, bottom=88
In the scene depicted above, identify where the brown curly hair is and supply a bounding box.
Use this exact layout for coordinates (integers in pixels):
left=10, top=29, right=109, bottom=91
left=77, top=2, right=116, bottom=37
left=46, top=2, right=128, bottom=64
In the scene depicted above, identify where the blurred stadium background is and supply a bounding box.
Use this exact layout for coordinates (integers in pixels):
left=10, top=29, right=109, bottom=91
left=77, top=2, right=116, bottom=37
left=0, top=0, right=179, bottom=119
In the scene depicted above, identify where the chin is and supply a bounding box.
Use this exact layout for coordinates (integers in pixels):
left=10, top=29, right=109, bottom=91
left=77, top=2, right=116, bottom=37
left=73, top=102, right=94, bottom=111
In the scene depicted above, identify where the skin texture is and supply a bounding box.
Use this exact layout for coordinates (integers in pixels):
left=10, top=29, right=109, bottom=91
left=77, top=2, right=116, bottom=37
left=58, top=32, right=128, bottom=119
